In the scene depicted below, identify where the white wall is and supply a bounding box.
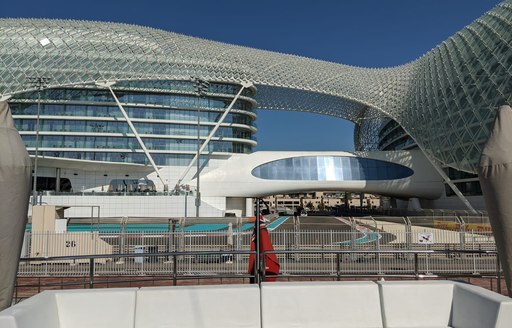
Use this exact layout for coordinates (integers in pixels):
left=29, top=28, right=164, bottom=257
left=30, top=195, right=226, bottom=218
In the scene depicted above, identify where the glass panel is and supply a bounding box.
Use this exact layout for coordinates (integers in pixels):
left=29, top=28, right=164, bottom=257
left=251, top=156, right=414, bottom=181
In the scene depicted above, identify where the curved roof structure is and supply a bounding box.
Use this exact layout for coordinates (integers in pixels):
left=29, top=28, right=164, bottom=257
left=0, top=1, right=511, bottom=172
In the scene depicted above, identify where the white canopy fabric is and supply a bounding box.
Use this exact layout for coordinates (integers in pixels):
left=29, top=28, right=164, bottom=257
left=0, top=102, right=31, bottom=310
left=478, top=104, right=512, bottom=297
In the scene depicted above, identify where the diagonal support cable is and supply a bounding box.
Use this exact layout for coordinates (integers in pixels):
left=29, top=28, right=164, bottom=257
left=97, top=82, right=166, bottom=187
left=401, top=125, right=477, bottom=214
left=176, top=81, right=253, bottom=188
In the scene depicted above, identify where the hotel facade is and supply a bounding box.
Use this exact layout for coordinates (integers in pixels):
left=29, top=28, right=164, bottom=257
left=0, top=1, right=510, bottom=217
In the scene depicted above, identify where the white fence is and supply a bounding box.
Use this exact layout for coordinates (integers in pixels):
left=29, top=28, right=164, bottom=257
left=18, top=227, right=498, bottom=277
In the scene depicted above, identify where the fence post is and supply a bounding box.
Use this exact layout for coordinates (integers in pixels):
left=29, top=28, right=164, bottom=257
left=414, top=253, right=419, bottom=280
left=336, top=253, right=341, bottom=281
left=350, top=219, right=356, bottom=261
left=293, top=216, right=300, bottom=262
left=330, top=230, right=334, bottom=273
left=472, top=231, right=477, bottom=274
left=405, top=217, right=412, bottom=261
left=168, top=220, right=175, bottom=262
left=496, top=255, right=501, bottom=294
left=45, top=232, right=49, bottom=276
left=459, top=217, right=466, bottom=259
left=376, top=231, right=382, bottom=274
left=173, top=254, right=177, bottom=286
left=254, top=200, right=261, bottom=284
left=89, top=258, right=94, bottom=288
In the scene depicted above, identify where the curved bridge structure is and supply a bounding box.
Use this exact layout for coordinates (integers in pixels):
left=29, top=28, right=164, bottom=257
left=0, top=1, right=510, bottom=173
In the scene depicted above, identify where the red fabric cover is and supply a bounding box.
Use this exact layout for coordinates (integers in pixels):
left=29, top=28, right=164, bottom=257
left=248, top=216, right=280, bottom=281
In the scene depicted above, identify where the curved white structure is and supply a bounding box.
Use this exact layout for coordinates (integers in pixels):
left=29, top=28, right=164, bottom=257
left=200, top=150, right=443, bottom=199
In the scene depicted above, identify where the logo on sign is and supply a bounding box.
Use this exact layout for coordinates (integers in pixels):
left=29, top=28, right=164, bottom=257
left=418, top=232, right=434, bottom=244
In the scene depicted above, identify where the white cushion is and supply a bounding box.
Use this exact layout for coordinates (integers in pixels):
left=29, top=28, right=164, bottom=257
left=135, top=284, right=260, bottom=328
left=377, top=280, right=453, bottom=328
left=452, top=283, right=512, bottom=328
left=0, top=291, right=60, bottom=328
left=56, top=288, right=137, bottom=328
left=261, top=281, right=383, bottom=328
left=0, top=315, right=17, bottom=328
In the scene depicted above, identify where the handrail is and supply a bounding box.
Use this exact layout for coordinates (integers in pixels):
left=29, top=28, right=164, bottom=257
left=18, top=250, right=256, bottom=291
left=261, top=249, right=498, bottom=255
left=15, top=249, right=503, bottom=299
left=18, top=248, right=498, bottom=266
left=19, top=250, right=255, bottom=262
left=260, top=249, right=501, bottom=293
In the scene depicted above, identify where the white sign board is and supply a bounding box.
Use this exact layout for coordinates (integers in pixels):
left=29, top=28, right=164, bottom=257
left=55, top=219, right=68, bottom=233
left=418, top=232, right=434, bottom=244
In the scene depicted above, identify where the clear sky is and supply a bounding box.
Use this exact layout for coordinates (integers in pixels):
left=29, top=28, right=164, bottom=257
left=2, top=0, right=503, bottom=152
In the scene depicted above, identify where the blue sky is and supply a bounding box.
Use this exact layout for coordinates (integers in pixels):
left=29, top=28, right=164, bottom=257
left=2, top=0, right=502, bottom=151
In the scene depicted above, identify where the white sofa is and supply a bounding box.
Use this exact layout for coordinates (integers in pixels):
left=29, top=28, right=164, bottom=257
left=0, top=284, right=260, bottom=328
left=377, top=280, right=512, bottom=328
left=0, top=288, right=137, bottom=328
left=0, top=281, right=511, bottom=328
left=134, top=284, right=260, bottom=328
left=261, top=281, right=383, bottom=328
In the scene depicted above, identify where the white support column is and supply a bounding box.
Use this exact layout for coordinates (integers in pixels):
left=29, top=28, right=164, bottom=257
left=97, top=82, right=166, bottom=187
left=176, top=81, right=253, bottom=187
left=245, top=198, right=254, bottom=217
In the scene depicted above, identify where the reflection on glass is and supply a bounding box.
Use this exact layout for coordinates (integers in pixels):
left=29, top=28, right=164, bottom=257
left=252, top=156, right=413, bottom=181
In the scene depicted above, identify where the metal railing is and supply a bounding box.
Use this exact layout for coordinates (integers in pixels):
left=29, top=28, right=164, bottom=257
left=16, top=249, right=502, bottom=297
left=18, top=250, right=255, bottom=289
left=261, top=249, right=501, bottom=293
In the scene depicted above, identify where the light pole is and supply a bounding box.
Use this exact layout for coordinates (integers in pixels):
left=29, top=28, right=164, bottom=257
left=193, top=77, right=210, bottom=217
left=28, top=77, right=50, bottom=205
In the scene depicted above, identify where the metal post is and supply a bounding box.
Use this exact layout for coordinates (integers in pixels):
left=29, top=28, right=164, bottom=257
left=167, top=220, right=175, bottom=262
left=29, top=77, right=50, bottom=205
left=404, top=216, right=413, bottom=260
left=196, top=96, right=201, bottom=217
left=89, top=258, right=94, bottom=288
left=376, top=229, right=382, bottom=274
left=173, top=254, right=177, bottom=286
left=32, top=85, right=41, bottom=205
left=118, top=218, right=126, bottom=264
left=330, top=230, right=334, bottom=272
left=414, top=253, right=419, bottom=279
left=472, top=231, right=477, bottom=274
left=294, top=215, right=300, bottom=262
left=425, top=243, right=430, bottom=275
left=336, top=253, right=341, bottom=281
left=350, top=218, right=356, bottom=261
left=496, top=255, right=502, bottom=294
left=254, top=200, right=261, bottom=284
left=190, top=77, right=211, bottom=217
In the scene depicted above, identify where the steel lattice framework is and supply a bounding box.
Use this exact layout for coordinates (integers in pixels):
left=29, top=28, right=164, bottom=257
left=0, top=1, right=511, bottom=173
